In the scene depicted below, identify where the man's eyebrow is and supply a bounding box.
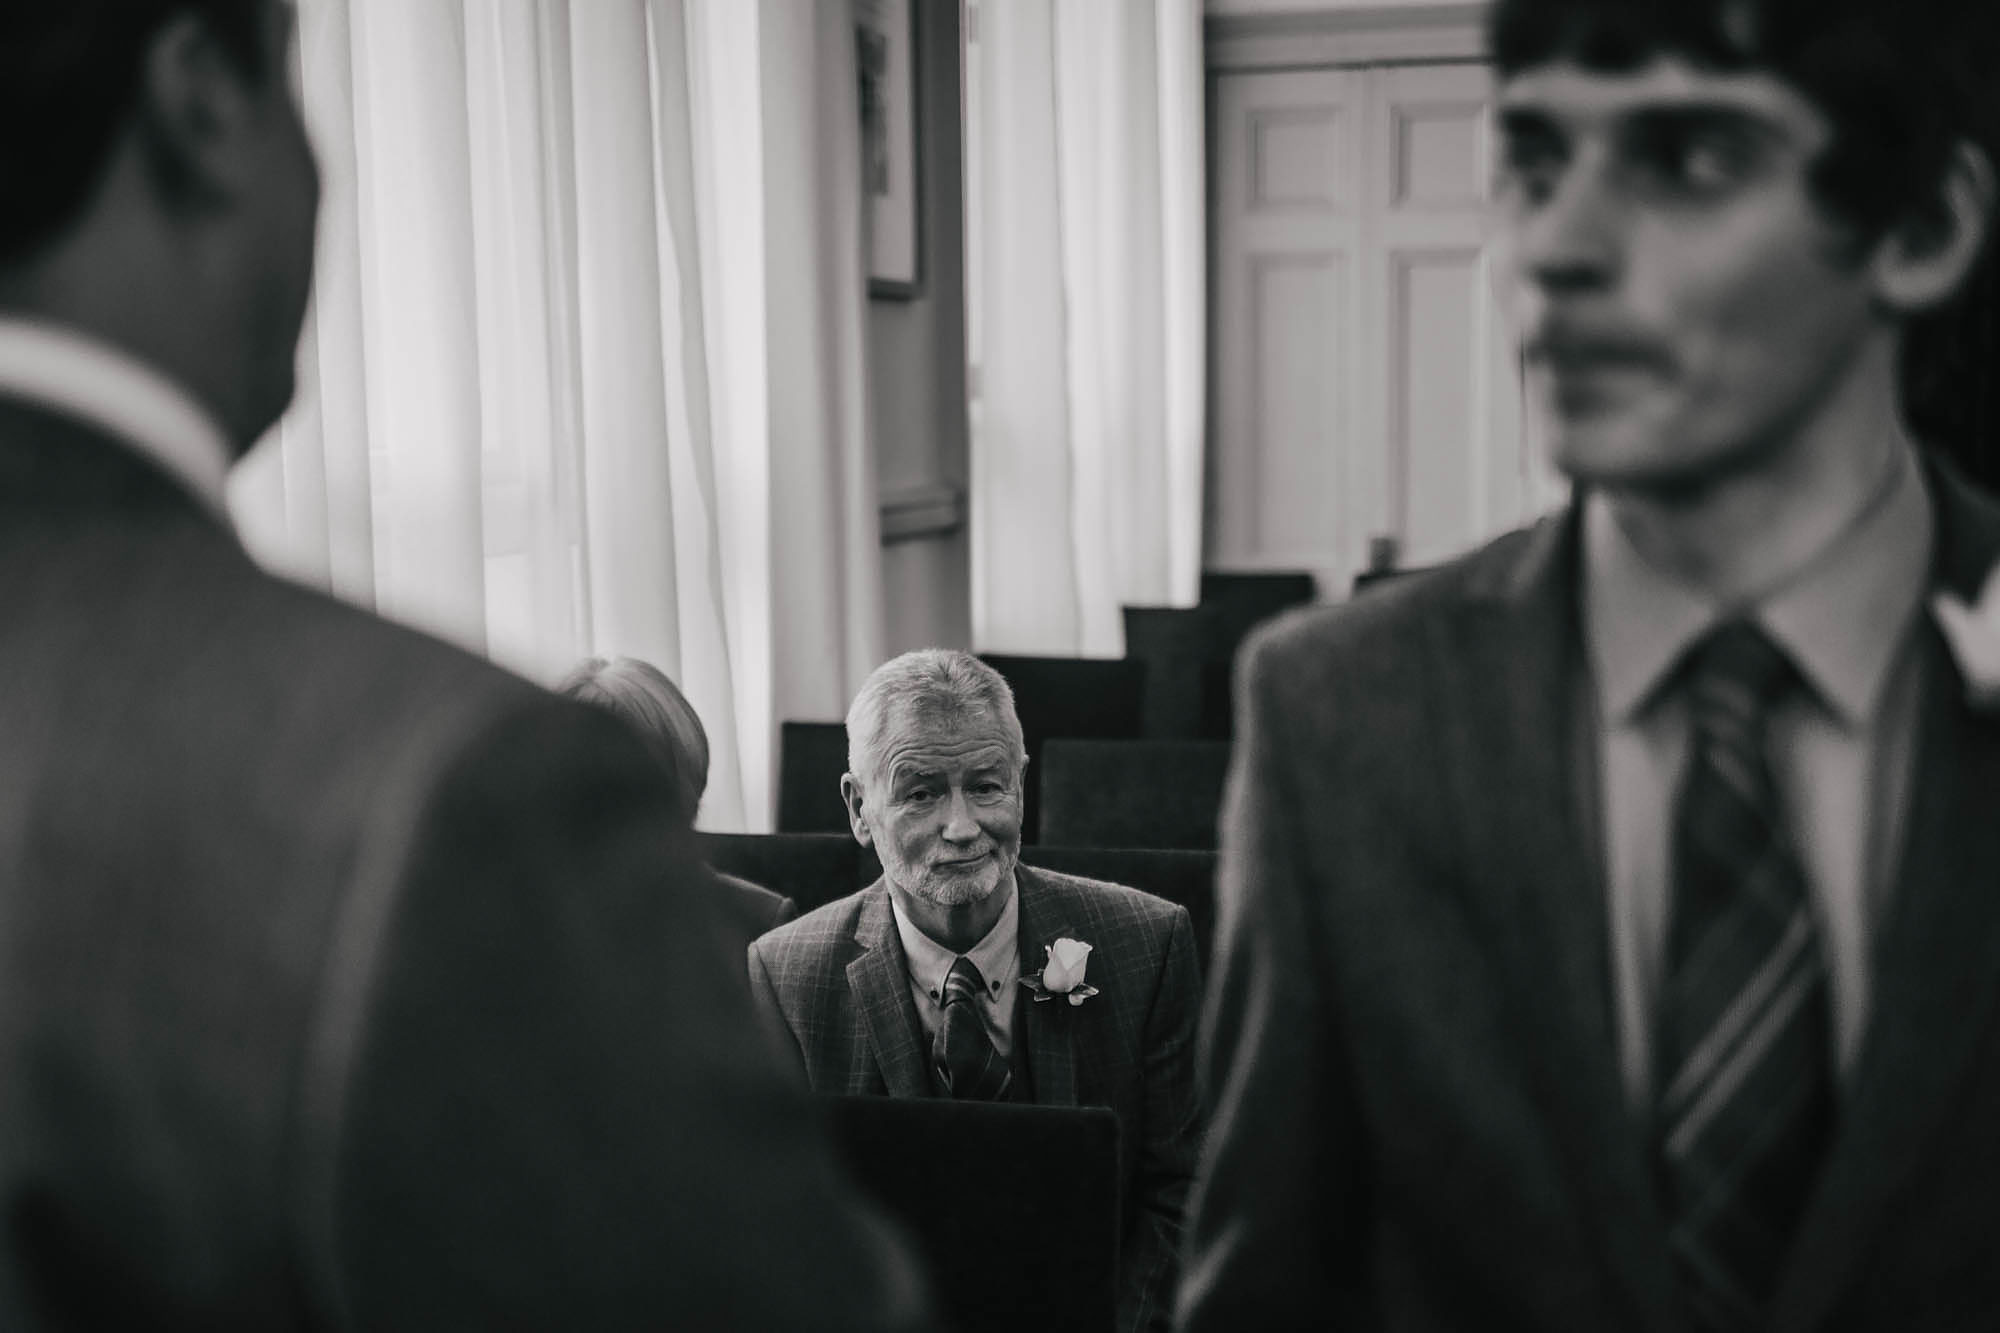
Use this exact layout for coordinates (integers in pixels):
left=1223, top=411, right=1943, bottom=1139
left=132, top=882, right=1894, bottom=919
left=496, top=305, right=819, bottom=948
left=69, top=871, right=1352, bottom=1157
left=1496, top=106, right=1563, bottom=139
left=1498, top=99, right=1795, bottom=141
left=1619, top=103, right=1795, bottom=144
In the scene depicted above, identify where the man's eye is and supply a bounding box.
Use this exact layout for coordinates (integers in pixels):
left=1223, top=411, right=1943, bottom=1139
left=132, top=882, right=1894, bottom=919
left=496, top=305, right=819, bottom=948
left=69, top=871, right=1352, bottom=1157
left=1628, top=126, right=1756, bottom=197
left=1496, top=133, right=1565, bottom=206
left=903, top=788, right=935, bottom=803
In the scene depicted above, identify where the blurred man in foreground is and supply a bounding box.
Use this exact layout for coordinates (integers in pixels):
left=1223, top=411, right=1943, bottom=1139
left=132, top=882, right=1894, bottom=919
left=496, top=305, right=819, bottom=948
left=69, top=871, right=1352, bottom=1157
left=0, top=2, right=925, bottom=1327
left=1180, top=1, right=2000, bottom=1329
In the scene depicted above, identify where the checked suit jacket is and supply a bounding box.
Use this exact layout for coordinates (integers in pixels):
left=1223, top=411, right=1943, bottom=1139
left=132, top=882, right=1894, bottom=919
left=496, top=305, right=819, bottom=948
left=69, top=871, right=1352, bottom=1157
left=749, top=863, right=1204, bottom=1333
left=1177, top=457, right=2000, bottom=1333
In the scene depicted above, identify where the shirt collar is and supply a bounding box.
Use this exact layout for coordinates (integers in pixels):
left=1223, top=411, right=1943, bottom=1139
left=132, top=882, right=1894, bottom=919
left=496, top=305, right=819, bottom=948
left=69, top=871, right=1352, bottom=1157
left=1582, top=443, right=1933, bottom=729
left=0, top=317, right=236, bottom=523
left=890, top=873, right=1021, bottom=1000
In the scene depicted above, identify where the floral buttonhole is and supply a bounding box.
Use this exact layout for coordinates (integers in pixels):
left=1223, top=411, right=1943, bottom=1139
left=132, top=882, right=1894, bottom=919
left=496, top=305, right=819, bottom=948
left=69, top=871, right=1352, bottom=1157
left=1935, top=564, right=2000, bottom=712
left=1020, top=936, right=1098, bottom=1006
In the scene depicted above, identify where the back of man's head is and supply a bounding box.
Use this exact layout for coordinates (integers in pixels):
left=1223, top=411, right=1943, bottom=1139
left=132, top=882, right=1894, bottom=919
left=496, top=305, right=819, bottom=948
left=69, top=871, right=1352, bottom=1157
left=0, top=3, right=268, bottom=265
left=1489, top=0, right=2000, bottom=446
left=0, top=1, right=317, bottom=447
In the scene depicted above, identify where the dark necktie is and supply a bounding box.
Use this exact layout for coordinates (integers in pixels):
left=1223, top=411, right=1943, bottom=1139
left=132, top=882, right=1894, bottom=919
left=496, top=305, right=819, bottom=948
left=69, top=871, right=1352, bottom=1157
left=933, top=955, right=1011, bottom=1101
left=1654, top=621, right=1835, bottom=1332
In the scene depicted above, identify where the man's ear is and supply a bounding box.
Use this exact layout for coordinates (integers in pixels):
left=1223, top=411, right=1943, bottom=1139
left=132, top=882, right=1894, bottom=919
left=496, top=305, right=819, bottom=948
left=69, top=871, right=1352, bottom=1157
left=1872, top=140, right=1998, bottom=315
left=840, top=773, right=874, bottom=847
left=132, top=12, right=263, bottom=210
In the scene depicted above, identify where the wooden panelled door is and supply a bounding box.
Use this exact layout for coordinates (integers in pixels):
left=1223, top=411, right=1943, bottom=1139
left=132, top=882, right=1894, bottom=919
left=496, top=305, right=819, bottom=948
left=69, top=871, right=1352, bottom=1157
left=1207, top=61, right=1565, bottom=592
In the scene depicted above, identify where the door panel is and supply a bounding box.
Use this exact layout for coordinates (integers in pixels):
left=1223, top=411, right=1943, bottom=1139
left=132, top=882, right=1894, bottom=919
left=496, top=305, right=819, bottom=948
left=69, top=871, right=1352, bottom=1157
left=1210, top=68, right=1360, bottom=574
left=1208, top=59, right=1548, bottom=591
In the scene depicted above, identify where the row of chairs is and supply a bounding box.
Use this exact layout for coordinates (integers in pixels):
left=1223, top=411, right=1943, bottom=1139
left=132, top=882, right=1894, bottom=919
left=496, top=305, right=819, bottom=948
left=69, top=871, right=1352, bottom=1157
left=702, top=831, right=1218, bottom=972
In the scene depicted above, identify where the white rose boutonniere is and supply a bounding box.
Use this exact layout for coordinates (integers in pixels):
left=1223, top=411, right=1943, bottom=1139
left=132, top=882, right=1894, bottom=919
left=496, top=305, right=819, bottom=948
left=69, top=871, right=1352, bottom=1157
left=1020, top=937, right=1099, bottom=1006
left=1933, top=565, right=2000, bottom=710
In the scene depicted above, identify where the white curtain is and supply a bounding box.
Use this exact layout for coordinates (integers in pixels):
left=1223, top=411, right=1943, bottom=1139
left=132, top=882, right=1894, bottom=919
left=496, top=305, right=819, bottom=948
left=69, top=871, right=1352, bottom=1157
left=967, top=0, right=1206, bottom=657
left=231, top=0, right=885, bottom=831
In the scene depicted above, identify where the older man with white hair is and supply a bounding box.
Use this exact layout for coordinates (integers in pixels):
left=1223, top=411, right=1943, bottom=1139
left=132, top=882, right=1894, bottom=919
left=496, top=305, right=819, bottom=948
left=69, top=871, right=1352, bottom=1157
left=749, top=648, right=1203, bottom=1333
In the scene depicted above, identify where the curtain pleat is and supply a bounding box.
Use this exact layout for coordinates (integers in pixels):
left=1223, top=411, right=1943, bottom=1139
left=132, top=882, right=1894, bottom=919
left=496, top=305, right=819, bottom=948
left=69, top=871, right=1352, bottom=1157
left=970, top=0, right=1083, bottom=655
left=350, top=0, right=487, bottom=650
left=970, top=0, right=1206, bottom=657
left=230, top=0, right=885, bottom=832
left=759, top=0, right=887, bottom=727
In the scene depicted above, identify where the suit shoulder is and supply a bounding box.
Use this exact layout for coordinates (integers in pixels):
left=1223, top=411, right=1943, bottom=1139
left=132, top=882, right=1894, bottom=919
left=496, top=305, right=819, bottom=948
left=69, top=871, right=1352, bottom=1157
left=250, top=570, right=542, bottom=713
left=1024, top=866, right=1187, bottom=937
left=227, top=570, right=619, bottom=788
left=753, top=888, right=869, bottom=960
left=1239, top=518, right=1553, bottom=689
left=192, top=570, right=683, bottom=874
left=718, top=871, right=792, bottom=920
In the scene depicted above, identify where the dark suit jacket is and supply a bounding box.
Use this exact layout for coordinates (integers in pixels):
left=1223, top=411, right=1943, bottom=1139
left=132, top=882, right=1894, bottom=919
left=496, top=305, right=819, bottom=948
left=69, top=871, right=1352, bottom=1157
left=0, top=400, right=927, bottom=1331
left=749, top=864, right=1204, bottom=1333
left=1178, top=459, right=2000, bottom=1333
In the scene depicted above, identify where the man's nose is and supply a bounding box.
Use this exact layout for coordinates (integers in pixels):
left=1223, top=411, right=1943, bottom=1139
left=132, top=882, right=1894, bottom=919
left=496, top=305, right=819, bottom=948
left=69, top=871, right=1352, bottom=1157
left=1513, top=159, right=1623, bottom=295
left=940, top=789, right=981, bottom=842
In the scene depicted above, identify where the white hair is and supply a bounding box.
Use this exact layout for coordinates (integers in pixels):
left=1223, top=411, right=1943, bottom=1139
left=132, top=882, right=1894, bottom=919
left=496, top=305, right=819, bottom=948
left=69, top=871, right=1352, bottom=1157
left=844, top=649, right=1027, bottom=790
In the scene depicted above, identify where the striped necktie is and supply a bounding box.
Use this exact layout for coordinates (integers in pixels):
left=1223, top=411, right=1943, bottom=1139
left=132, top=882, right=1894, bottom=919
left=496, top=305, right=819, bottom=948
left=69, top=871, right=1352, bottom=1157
left=933, top=955, right=1011, bottom=1100
left=1654, top=621, right=1835, bottom=1331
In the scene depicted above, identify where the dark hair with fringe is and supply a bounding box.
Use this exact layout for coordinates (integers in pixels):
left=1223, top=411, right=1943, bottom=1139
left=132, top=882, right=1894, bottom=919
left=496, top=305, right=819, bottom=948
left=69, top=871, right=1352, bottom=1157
left=1489, top=0, right=2000, bottom=468
left=0, top=1, right=270, bottom=266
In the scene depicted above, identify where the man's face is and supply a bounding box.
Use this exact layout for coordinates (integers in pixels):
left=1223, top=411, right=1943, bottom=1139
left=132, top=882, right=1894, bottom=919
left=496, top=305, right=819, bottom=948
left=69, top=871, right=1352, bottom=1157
left=845, top=705, right=1024, bottom=911
left=1496, top=58, right=1883, bottom=494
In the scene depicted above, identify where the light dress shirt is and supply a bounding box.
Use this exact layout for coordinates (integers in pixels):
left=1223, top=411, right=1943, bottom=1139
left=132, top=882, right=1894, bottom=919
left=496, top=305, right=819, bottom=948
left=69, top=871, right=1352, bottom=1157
left=0, top=316, right=235, bottom=523
left=1580, top=444, right=1933, bottom=1108
left=891, top=875, right=1022, bottom=1060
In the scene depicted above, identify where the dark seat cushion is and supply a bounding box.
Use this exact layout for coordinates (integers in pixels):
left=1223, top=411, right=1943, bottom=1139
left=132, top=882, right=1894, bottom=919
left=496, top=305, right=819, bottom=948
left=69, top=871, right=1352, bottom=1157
left=1197, top=570, right=1317, bottom=645
left=978, top=655, right=1147, bottom=843
left=825, top=1097, right=1120, bottom=1333
left=699, top=832, right=865, bottom=917
left=775, top=721, right=851, bottom=834
left=1121, top=605, right=1226, bottom=739
left=1037, top=738, right=1230, bottom=852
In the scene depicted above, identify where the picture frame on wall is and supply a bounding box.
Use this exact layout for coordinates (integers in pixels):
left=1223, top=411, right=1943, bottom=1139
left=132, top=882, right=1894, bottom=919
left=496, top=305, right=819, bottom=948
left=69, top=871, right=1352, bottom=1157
left=856, top=0, right=922, bottom=299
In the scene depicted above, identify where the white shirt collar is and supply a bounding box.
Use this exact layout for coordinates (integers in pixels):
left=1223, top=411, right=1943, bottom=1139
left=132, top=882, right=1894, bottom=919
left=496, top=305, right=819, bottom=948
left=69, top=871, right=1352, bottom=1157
left=0, top=317, right=235, bottom=522
left=1581, top=443, right=1931, bottom=730
left=890, top=873, right=1021, bottom=1001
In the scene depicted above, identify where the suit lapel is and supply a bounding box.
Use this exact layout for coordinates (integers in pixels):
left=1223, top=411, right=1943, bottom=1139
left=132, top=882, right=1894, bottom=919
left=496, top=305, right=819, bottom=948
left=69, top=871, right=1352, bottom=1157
left=1772, top=461, right=2000, bottom=1332
left=1015, top=867, right=1081, bottom=1107
left=1437, top=511, right=1682, bottom=1333
left=845, top=883, right=932, bottom=1098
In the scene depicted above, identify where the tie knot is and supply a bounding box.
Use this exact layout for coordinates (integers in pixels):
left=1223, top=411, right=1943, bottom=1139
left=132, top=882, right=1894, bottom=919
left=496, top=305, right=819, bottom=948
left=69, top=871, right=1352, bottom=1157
left=943, top=956, right=987, bottom=1006
left=1687, top=620, right=1796, bottom=716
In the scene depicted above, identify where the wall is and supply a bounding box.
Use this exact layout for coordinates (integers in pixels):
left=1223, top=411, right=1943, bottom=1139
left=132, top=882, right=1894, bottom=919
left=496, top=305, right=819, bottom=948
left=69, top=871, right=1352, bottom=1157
left=867, top=0, right=973, bottom=656
left=1206, top=0, right=1484, bottom=14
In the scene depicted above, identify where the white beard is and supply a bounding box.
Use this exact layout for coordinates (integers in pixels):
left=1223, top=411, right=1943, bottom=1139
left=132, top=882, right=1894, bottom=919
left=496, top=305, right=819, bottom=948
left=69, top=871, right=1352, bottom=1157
left=881, top=846, right=1012, bottom=909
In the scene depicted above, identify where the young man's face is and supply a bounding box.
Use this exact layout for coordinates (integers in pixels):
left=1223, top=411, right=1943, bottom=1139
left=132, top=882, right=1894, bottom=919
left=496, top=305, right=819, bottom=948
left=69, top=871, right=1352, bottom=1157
left=1496, top=57, right=1885, bottom=495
